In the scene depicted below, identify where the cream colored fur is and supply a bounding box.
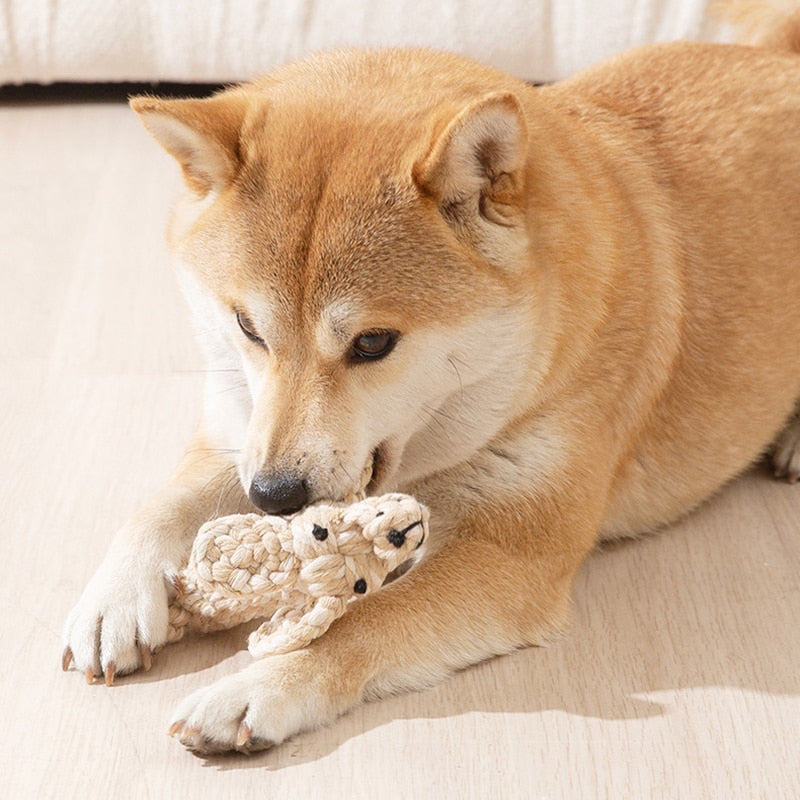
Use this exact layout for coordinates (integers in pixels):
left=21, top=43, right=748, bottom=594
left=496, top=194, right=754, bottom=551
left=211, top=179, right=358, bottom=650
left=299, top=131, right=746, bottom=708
left=63, top=8, right=800, bottom=754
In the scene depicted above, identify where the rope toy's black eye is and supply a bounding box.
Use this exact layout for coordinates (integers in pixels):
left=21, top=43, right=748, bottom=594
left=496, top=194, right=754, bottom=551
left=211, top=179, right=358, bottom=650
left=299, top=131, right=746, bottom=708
left=312, top=525, right=328, bottom=541
left=349, top=329, right=399, bottom=362
left=236, top=311, right=266, bottom=347
left=353, top=578, right=367, bottom=594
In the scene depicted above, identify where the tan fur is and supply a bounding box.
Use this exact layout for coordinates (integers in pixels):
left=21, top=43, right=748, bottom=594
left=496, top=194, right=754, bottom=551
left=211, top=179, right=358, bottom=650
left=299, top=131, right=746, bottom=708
left=716, top=0, right=800, bottom=50
left=63, top=9, right=800, bottom=752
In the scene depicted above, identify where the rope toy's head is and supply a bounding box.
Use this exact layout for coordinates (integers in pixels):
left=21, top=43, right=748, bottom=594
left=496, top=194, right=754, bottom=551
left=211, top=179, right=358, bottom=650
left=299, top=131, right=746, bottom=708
left=167, top=493, right=429, bottom=657
left=289, top=493, right=428, bottom=598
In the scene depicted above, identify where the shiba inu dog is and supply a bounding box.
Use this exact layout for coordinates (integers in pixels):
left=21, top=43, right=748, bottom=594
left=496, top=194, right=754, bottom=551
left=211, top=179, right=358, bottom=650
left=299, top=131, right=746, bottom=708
left=63, top=6, right=800, bottom=754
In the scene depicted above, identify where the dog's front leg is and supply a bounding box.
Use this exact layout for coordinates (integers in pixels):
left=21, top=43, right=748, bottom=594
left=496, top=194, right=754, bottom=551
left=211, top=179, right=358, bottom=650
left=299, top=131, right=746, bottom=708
left=62, top=432, right=250, bottom=683
left=169, top=494, right=600, bottom=754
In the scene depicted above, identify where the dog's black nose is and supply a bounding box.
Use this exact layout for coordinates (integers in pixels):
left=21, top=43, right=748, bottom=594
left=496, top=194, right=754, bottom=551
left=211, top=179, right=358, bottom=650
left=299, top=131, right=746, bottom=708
left=249, top=472, right=309, bottom=514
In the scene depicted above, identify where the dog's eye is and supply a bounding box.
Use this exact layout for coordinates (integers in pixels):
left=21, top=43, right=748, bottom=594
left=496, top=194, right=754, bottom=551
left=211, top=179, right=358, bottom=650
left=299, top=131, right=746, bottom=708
left=236, top=312, right=266, bottom=347
left=350, top=329, right=399, bottom=362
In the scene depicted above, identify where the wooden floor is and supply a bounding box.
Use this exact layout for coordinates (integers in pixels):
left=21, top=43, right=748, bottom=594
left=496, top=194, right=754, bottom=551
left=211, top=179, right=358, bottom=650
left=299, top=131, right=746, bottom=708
left=2, top=98, right=799, bottom=800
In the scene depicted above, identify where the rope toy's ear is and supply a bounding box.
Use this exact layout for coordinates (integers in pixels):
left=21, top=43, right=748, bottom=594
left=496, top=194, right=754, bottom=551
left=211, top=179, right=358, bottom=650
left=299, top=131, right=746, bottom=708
left=166, top=493, right=429, bottom=657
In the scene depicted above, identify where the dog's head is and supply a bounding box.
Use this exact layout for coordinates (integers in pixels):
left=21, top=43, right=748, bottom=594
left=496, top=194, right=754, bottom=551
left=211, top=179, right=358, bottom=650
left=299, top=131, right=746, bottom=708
left=132, top=49, right=541, bottom=513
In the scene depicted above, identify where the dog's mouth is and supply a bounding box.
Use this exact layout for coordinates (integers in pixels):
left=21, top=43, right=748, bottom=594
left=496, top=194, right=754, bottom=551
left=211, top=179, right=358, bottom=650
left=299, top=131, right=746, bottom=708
left=336, top=442, right=396, bottom=503
left=342, top=448, right=381, bottom=502
left=350, top=442, right=391, bottom=499
left=366, top=444, right=387, bottom=495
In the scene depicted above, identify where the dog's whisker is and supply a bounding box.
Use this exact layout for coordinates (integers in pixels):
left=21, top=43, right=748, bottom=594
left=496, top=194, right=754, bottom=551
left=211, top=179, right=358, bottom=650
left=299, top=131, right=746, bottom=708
left=329, top=461, right=359, bottom=498
left=447, top=356, right=465, bottom=398
left=186, top=446, right=240, bottom=455
left=214, top=380, right=250, bottom=396
left=171, top=368, right=244, bottom=374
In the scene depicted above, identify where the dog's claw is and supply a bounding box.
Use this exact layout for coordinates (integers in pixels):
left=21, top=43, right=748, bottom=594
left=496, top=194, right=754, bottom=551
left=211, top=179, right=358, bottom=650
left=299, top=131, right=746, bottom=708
left=774, top=465, right=799, bottom=483
left=62, top=646, right=74, bottom=672
left=168, top=572, right=184, bottom=598
left=168, top=720, right=185, bottom=738
left=236, top=722, right=252, bottom=748
left=178, top=725, right=203, bottom=750
left=104, top=662, right=116, bottom=686
left=139, top=643, right=153, bottom=672
left=85, top=667, right=95, bottom=685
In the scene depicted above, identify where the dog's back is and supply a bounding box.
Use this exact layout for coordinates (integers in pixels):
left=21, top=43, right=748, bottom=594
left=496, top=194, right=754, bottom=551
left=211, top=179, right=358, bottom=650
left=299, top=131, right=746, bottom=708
left=529, top=36, right=800, bottom=535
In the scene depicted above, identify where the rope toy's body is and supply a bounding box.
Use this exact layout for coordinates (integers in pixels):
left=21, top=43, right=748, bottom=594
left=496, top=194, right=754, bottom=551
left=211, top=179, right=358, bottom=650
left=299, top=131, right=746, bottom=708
left=167, top=493, right=428, bottom=657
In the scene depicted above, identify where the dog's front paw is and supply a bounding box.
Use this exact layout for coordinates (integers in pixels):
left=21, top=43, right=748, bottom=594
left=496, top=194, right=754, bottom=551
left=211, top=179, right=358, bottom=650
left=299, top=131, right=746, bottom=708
left=62, top=550, right=172, bottom=684
left=169, top=651, right=337, bottom=755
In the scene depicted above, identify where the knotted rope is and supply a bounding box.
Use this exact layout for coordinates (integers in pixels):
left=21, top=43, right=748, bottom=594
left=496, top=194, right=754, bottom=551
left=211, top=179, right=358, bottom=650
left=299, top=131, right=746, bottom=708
left=166, top=493, right=428, bottom=657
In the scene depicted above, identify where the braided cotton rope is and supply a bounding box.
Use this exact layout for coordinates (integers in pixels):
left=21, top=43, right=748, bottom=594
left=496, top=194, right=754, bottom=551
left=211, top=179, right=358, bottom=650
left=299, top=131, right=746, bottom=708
left=166, top=493, right=428, bottom=658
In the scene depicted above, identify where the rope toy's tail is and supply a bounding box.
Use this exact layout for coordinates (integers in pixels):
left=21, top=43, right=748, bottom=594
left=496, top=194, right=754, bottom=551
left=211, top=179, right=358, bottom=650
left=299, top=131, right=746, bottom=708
left=166, top=493, right=428, bottom=657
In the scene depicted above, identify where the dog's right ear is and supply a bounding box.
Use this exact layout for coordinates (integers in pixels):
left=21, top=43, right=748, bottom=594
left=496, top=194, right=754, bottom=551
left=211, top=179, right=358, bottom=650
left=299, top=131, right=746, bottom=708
left=130, top=91, right=248, bottom=195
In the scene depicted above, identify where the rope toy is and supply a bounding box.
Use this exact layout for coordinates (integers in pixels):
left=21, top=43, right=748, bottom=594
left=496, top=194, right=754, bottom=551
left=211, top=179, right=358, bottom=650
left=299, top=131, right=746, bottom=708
left=166, top=493, right=428, bottom=657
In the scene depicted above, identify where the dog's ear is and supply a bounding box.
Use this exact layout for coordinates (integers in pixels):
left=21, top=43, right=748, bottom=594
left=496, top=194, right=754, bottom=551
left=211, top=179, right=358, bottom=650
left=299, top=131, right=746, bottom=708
left=413, top=92, right=528, bottom=227
left=130, top=91, right=248, bottom=194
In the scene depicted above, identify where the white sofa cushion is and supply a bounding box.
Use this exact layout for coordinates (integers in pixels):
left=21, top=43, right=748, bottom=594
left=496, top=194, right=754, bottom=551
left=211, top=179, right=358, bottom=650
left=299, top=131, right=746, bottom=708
left=0, top=0, right=728, bottom=85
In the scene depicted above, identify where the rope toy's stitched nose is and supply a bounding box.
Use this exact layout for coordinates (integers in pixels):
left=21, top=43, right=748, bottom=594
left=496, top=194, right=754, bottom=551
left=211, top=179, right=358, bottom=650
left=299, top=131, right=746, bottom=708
left=166, top=493, right=429, bottom=657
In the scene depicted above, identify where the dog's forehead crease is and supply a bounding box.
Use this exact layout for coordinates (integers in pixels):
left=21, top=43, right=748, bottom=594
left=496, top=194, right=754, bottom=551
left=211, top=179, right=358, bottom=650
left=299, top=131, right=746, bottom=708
left=234, top=156, right=404, bottom=261
left=224, top=185, right=484, bottom=332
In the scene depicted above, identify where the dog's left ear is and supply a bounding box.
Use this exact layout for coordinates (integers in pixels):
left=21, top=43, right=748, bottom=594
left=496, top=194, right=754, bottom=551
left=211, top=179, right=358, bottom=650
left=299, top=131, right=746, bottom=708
left=130, top=90, right=248, bottom=195
left=413, top=91, right=528, bottom=228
